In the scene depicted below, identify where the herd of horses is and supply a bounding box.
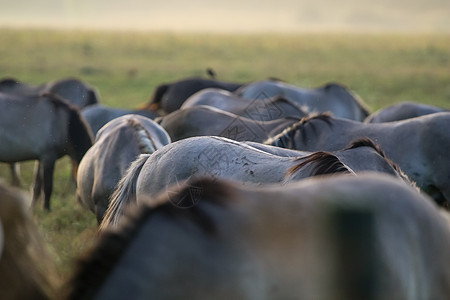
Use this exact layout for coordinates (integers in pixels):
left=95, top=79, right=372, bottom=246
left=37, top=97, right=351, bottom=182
left=0, top=74, right=450, bottom=299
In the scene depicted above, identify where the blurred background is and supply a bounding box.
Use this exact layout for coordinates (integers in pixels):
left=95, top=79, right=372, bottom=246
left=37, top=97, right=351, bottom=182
left=1, top=0, right=449, bottom=32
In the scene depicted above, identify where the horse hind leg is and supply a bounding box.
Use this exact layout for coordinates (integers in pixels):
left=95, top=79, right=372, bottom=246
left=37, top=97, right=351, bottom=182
left=9, top=163, right=21, bottom=187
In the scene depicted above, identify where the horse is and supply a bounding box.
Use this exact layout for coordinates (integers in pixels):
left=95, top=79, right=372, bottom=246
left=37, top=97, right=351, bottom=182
left=0, top=77, right=99, bottom=186
left=0, top=180, right=58, bottom=300
left=66, top=174, right=450, bottom=300
left=100, top=136, right=413, bottom=229
left=235, top=80, right=369, bottom=121
left=365, top=101, right=447, bottom=123
left=0, top=77, right=99, bottom=109
left=81, top=104, right=160, bottom=136
left=142, top=76, right=243, bottom=114
left=76, top=115, right=171, bottom=223
left=181, top=88, right=308, bottom=120
left=0, top=92, right=94, bottom=210
left=157, top=105, right=301, bottom=142
left=265, top=112, right=450, bottom=206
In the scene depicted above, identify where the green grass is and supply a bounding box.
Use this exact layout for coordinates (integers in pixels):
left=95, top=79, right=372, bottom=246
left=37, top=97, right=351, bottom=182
left=0, top=27, right=449, bottom=284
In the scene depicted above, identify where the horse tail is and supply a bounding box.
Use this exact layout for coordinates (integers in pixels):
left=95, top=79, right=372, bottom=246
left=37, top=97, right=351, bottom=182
left=285, top=152, right=355, bottom=182
left=85, top=88, right=99, bottom=107
left=144, top=83, right=170, bottom=111
left=68, top=106, right=94, bottom=164
left=100, top=154, right=150, bottom=231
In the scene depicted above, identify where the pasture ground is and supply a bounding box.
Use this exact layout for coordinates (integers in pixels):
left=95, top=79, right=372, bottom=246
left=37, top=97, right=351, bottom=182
left=0, top=28, right=449, bottom=283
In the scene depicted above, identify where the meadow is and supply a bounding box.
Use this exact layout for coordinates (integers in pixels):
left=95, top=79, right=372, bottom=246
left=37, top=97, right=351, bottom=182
left=0, top=27, right=449, bottom=284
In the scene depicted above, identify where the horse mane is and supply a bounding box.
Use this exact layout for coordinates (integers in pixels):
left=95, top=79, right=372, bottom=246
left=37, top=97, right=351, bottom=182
left=0, top=180, right=58, bottom=300
left=41, top=92, right=94, bottom=163
left=65, top=177, right=231, bottom=299
left=126, top=118, right=158, bottom=154
left=287, top=152, right=353, bottom=177
left=322, top=82, right=370, bottom=118
left=264, top=113, right=333, bottom=147
left=145, top=83, right=170, bottom=111
left=345, top=138, right=415, bottom=187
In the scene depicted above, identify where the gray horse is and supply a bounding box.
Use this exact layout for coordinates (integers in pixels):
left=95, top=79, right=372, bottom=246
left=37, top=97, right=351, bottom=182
left=143, top=77, right=243, bottom=114
left=0, top=92, right=93, bottom=210
left=181, top=88, right=308, bottom=120
left=100, top=136, right=412, bottom=229
left=76, top=115, right=170, bottom=223
left=0, top=77, right=99, bottom=186
left=68, top=174, right=450, bottom=300
left=235, top=80, right=369, bottom=121
left=365, top=101, right=446, bottom=123
left=157, top=105, right=301, bottom=142
left=81, top=104, right=160, bottom=136
left=265, top=112, right=450, bottom=206
left=0, top=77, right=99, bottom=109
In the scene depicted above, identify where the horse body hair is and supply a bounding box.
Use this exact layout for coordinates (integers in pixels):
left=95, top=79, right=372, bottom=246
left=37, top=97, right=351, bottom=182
left=100, top=154, right=151, bottom=231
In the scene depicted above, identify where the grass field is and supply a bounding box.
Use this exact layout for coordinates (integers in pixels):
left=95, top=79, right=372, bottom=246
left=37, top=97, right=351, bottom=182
left=0, top=27, right=449, bottom=285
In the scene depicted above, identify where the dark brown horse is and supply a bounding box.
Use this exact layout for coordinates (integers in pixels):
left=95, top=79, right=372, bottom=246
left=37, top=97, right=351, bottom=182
left=143, top=77, right=243, bottom=114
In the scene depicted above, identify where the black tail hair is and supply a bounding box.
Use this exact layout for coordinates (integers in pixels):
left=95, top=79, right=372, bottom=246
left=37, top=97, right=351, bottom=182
left=288, top=152, right=352, bottom=177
